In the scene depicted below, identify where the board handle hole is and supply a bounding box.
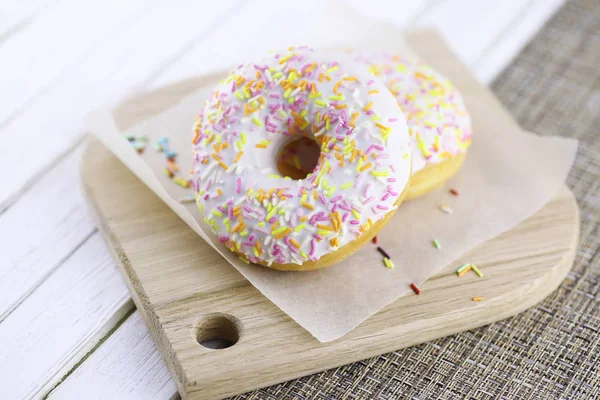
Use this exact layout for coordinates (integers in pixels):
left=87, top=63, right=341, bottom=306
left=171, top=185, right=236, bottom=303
left=195, top=313, right=242, bottom=350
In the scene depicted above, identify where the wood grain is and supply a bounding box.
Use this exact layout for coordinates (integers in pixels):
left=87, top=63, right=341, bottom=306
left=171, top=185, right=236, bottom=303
left=83, top=135, right=578, bottom=400
left=81, top=68, right=579, bottom=399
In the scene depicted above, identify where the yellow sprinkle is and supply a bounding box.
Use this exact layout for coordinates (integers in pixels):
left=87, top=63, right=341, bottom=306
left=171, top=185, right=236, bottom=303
left=217, top=188, right=223, bottom=196
left=241, top=132, right=247, bottom=144
left=327, top=66, right=338, bottom=74
left=302, top=202, right=314, bottom=210
left=341, top=182, right=353, bottom=189
left=352, top=209, right=360, bottom=219
left=370, top=171, right=388, bottom=177
left=289, top=221, right=306, bottom=233
left=256, top=143, right=267, bottom=149
left=239, top=256, right=250, bottom=264
left=472, top=296, right=483, bottom=302
left=471, top=265, right=484, bottom=278
left=217, top=161, right=229, bottom=170
left=212, top=210, right=223, bottom=218
left=359, top=163, right=373, bottom=172
left=368, top=90, right=380, bottom=95
left=272, top=226, right=287, bottom=236
left=234, top=151, right=244, bottom=163
left=315, top=99, right=326, bottom=107
left=252, top=117, right=263, bottom=126
left=363, top=102, right=373, bottom=111
left=266, top=206, right=279, bottom=220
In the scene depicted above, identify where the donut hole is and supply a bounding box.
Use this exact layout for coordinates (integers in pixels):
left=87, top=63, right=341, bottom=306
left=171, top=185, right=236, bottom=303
left=276, top=137, right=321, bottom=180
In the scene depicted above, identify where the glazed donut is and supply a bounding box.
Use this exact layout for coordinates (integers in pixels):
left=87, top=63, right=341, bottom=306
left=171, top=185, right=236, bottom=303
left=355, top=52, right=471, bottom=199
left=279, top=52, right=472, bottom=199
left=191, top=47, right=412, bottom=271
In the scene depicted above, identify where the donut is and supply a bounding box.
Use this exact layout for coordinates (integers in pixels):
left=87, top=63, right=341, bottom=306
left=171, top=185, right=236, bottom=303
left=191, top=47, right=412, bottom=271
left=279, top=52, right=472, bottom=199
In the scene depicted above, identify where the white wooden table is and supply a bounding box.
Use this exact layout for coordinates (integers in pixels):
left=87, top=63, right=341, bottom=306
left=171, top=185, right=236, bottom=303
left=0, top=1, right=564, bottom=399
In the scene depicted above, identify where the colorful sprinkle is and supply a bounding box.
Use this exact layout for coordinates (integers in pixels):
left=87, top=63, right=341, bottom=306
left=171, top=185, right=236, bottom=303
left=410, top=283, right=421, bottom=295
left=471, top=264, right=483, bottom=277
left=432, top=239, right=441, bottom=249
left=450, top=188, right=459, bottom=196
left=472, top=296, right=483, bottom=302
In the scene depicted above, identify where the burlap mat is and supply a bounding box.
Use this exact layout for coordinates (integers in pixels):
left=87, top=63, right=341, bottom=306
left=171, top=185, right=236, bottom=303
left=232, top=0, right=600, bottom=398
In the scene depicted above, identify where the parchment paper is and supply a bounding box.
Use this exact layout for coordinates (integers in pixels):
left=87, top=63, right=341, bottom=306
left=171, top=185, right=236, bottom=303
left=86, top=24, right=577, bottom=342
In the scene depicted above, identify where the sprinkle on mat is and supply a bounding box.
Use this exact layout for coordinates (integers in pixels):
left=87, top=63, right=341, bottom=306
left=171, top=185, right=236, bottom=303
left=449, top=188, right=459, bottom=196
left=439, top=204, right=453, bottom=215
left=377, top=246, right=391, bottom=259
left=383, top=257, right=394, bottom=269
left=372, top=236, right=378, bottom=244
left=472, top=296, right=483, bottom=302
left=432, top=239, right=441, bottom=249
left=410, top=283, right=421, bottom=295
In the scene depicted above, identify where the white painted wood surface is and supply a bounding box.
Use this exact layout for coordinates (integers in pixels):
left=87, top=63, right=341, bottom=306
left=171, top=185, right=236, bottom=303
left=0, top=1, right=564, bottom=398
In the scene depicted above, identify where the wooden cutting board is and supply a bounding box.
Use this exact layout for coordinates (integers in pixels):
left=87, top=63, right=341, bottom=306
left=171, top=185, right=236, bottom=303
left=82, top=39, right=580, bottom=400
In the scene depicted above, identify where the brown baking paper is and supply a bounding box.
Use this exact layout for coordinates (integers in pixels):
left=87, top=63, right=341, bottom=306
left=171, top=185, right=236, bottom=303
left=86, top=27, right=577, bottom=342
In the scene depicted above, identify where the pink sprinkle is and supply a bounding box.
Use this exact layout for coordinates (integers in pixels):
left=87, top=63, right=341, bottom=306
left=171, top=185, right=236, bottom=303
left=355, top=173, right=365, bottom=189
left=313, top=234, right=323, bottom=240
left=248, top=234, right=255, bottom=242
left=319, top=193, right=327, bottom=205
left=219, top=236, right=228, bottom=243
left=243, top=205, right=252, bottom=213
left=350, top=220, right=360, bottom=225
left=310, top=239, right=316, bottom=257
left=362, top=196, right=374, bottom=205
left=289, top=245, right=299, bottom=254
left=332, top=204, right=338, bottom=212
left=236, top=178, right=242, bottom=193
left=365, top=144, right=375, bottom=154
left=203, top=194, right=209, bottom=200
left=388, top=188, right=399, bottom=196
left=269, top=216, right=277, bottom=224
left=367, top=80, right=375, bottom=85
left=242, top=242, right=254, bottom=246
left=331, top=195, right=343, bottom=203
left=382, top=193, right=390, bottom=201
left=309, top=214, right=318, bottom=225
left=374, top=145, right=384, bottom=151
left=291, top=214, right=297, bottom=227
left=377, top=205, right=389, bottom=210
left=342, top=212, right=349, bottom=222
left=388, top=117, right=398, bottom=122
left=269, top=93, right=281, bottom=98
left=388, top=178, right=396, bottom=182
left=364, top=183, right=372, bottom=197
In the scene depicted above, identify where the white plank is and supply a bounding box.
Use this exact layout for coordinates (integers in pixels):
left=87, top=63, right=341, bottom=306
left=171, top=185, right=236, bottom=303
left=412, top=0, right=530, bottom=68
left=0, top=0, right=147, bottom=126
left=473, top=0, right=565, bottom=84
left=0, top=145, right=95, bottom=322
left=0, top=234, right=131, bottom=400
left=0, top=1, right=236, bottom=210
left=48, top=312, right=177, bottom=400
left=347, top=0, right=436, bottom=28
left=0, top=0, right=58, bottom=40
left=149, top=0, right=424, bottom=89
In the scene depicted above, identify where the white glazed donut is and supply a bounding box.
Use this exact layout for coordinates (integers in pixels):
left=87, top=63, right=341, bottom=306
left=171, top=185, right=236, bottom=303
left=280, top=52, right=472, bottom=200
left=191, top=47, right=411, bottom=271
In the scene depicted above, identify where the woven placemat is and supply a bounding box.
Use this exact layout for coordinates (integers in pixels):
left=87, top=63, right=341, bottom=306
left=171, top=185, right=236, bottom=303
left=233, top=0, right=600, bottom=398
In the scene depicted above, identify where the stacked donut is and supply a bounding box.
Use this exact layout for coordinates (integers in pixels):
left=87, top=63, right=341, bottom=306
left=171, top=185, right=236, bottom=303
left=191, top=47, right=471, bottom=271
